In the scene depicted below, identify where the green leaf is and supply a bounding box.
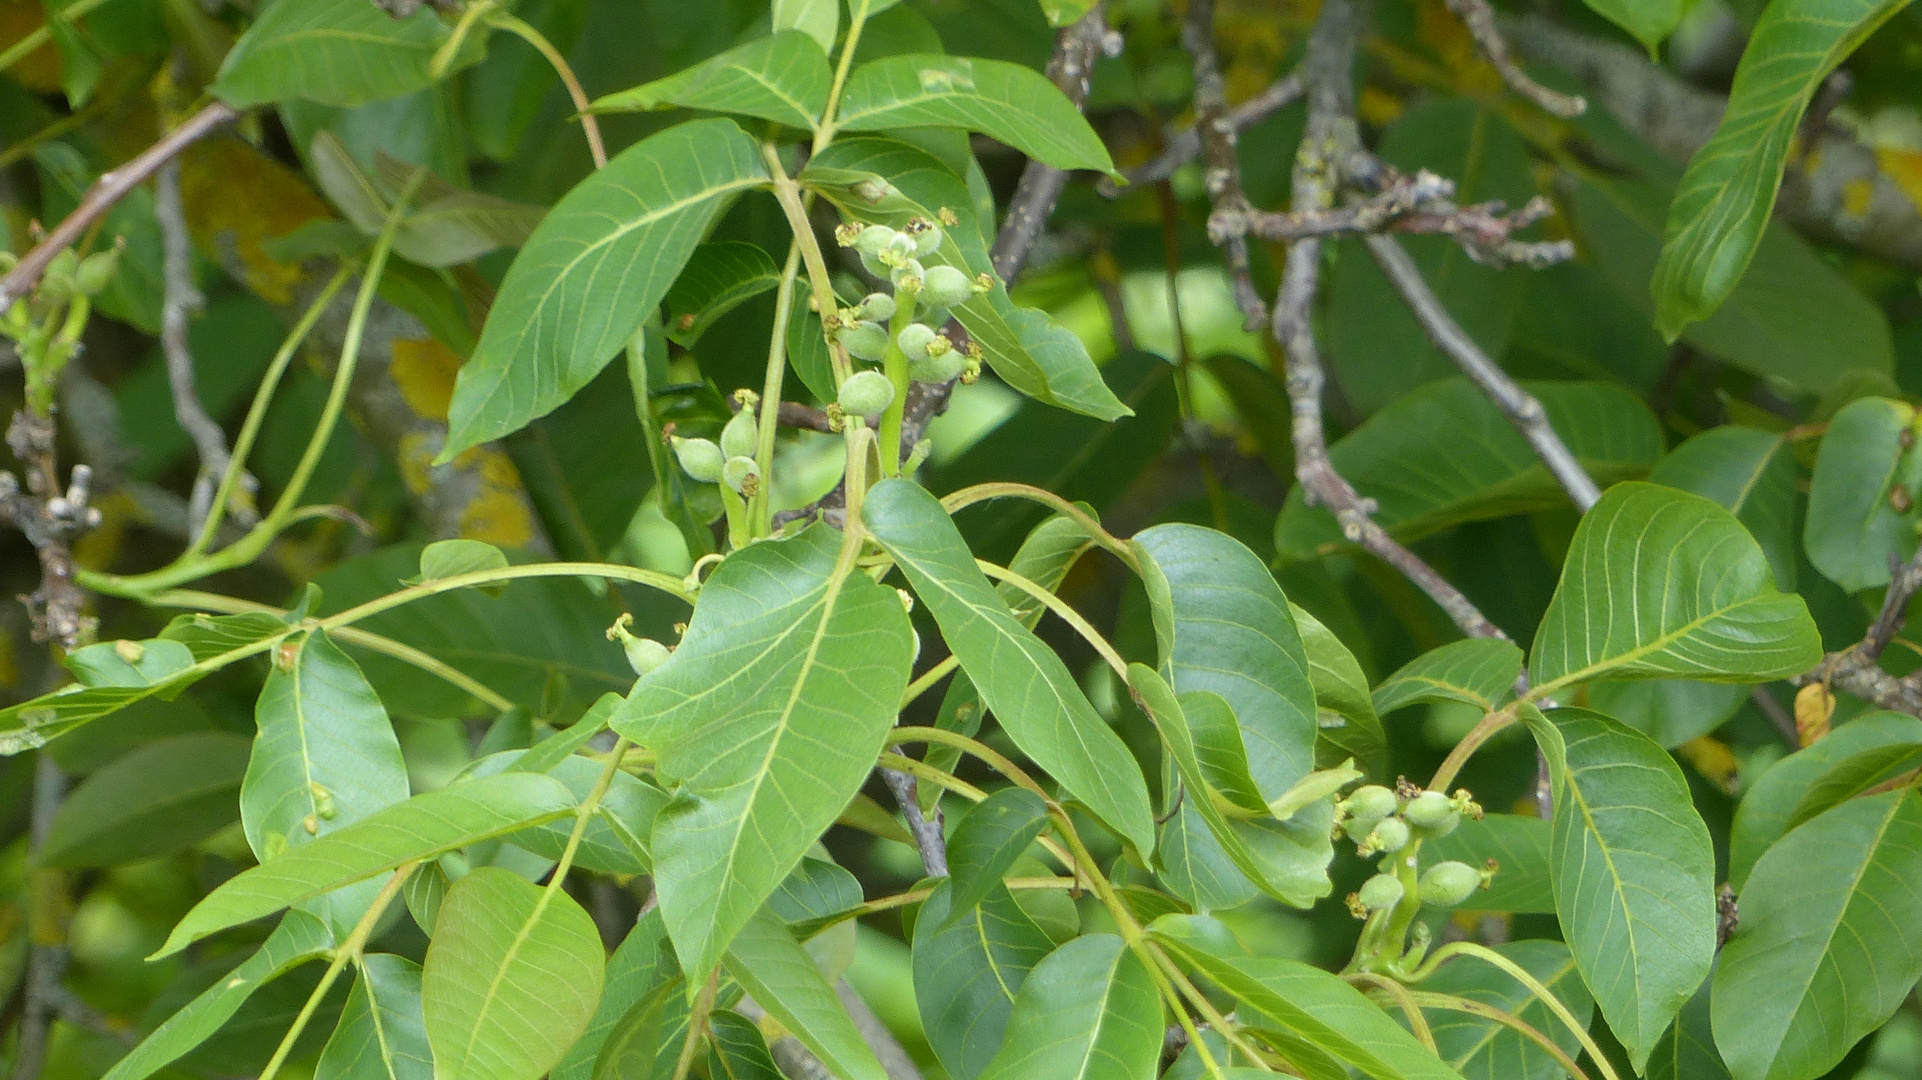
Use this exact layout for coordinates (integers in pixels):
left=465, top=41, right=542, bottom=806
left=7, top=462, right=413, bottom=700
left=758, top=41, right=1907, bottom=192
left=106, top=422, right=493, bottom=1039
left=1587, top=679, right=1748, bottom=749
left=65, top=639, right=194, bottom=687
left=944, top=788, right=1050, bottom=923
left=1421, top=813, right=1554, bottom=914
left=861, top=479, right=1156, bottom=855
left=37, top=733, right=250, bottom=867
left=1291, top=604, right=1387, bottom=776
left=973, top=934, right=1161, bottom=1080
left=378, top=155, right=549, bottom=268
left=1805, top=396, right=1922, bottom=592
left=555, top=908, right=682, bottom=1080
left=723, top=909, right=889, bottom=1080
left=1148, top=913, right=1467, bottom=1080
left=1274, top=380, right=1662, bottom=562
left=212, top=0, right=478, bottom=109
left=1372, top=639, right=1522, bottom=716
left=613, top=524, right=913, bottom=980
left=836, top=54, right=1113, bottom=173
left=1130, top=667, right=1335, bottom=907
left=1039, top=0, right=1101, bottom=26
left=414, top=538, right=509, bottom=596
left=1133, top=523, right=1317, bottom=802
left=1652, top=0, right=1912, bottom=336
left=315, top=954, right=432, bottom=1080
left=707, top=1010, right=784, bottom=1080
left=442, top=118, right=769, bottom=458
left=1728, top=711, right=1922, bottom=888
left=241, top=628, right=410, bottom=881
left=1782, top=740, right=1922, bottom=831
left=156, top=772, right=577, bottom=957
left=588, top=31, right=831, bottom=129
left=1648, top=980, right=1732, bottom=1080
left=1529, top=482, right=1822, bottom=693
left=48, top=17, right=102, bottom=108
left=774, top=0, right=839, bottom=52
left=1583, top=0, right=1682, bottom=53
left=507, top=362, right=656, bottom=563
left=770, top=856, right=864, bottom=928
left=101, top=913, right=337, bottom=1080
left=802, top=138, right=1132, bottom=421
left=1650, top=425, right=1799, bottom=590
left=1712, top=789, right=1922, bottom=1080
left=474, top=751, right=666, bottom=876
left=1526, top=705, right=1716, bottom=1071
left=663, top=241, right=782, bottom=347
left=913, top=880, right=1056, bottom=1080
left=423, top=867, right=606, bottom=1080
left=1420, top=940, right=1594, bottom=1080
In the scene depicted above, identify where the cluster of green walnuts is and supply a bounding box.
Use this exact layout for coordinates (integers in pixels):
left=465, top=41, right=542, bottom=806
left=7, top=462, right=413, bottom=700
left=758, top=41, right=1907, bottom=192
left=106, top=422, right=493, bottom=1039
left=2, top=242, right=121, bottom=411
left=827, top=212, right=991, bottom=400
left=1338, top=782, right=1494, bottom=924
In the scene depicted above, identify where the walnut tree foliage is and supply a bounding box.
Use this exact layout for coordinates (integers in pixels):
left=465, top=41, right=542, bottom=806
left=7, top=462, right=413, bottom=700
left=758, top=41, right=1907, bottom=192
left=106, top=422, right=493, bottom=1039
left=3, top=1, right=1922, bottom=1080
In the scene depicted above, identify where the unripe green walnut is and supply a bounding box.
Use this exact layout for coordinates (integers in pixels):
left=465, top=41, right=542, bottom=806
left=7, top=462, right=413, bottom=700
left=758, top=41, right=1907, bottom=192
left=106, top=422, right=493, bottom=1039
left=836, top=320, right=889, bottom=363
left=1418, top=861, right=1488, bottom=908
left=890, top=258, right=925, bottom=291
left=1404, top=790, right=1462, bottom=838
left=838, top=370, right=896, bottom=416
left=909, top=350, right=967, bottom=384
left=624, top=636, right=671, bottom=676
left=671, top=436, right=725, bottom=483
left=859, top=292, right=896, bottom=322
left=897, top=323, right=950, bottom=361
left=920, top=264, right=975, bottom=309
left=721, top=455, right=759, bottom=494
left=1356, top=873, right=1404, bottom=911
left=720, top=409, right=757, bottom=459
left=850, top=224, right=896, bottom=258
left=74, top=248, right=120, bottom=297
left=1360, top=817, right=1410, bottom=856
left=40, top=248, right=78, bottom=303
left=1339, top=785, right=1398, bottom=824
left=905, top=220, right=944, bottom=256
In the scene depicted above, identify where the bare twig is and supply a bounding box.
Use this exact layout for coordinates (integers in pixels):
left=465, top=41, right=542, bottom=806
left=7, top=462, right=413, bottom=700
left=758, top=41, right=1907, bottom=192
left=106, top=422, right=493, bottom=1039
left=1441, top=0, right=1585, bottom=118
left=2, top=411, right=100, bottom=648
left=0, top=101, right=239, bottom=313
left=1365, top=234, right=1600, bottom=510
left=1792, top=548, right=1922, bottom=717
left=1183, top=0, right=1267, bottom=328
left=1750, top=687, right=1801, bottom=748
left=882, top=768, right=949, bottom=877
left=157, top=158, right=248, bottom=536
left=837, top=979, right=925, bottom=1080
left=1241, top=169, right=1575, bottom=268
left=1098, top=72, right=1306, bottom=197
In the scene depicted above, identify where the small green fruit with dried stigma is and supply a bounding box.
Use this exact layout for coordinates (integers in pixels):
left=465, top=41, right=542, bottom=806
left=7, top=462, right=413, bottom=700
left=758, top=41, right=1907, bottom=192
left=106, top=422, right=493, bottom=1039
left=671, top=437, right=725, bottom=483
left=1418, top=860, right=1488, bottom=907
left=836, top=320, right=889, bottom=363
left=720, top=409, right=757, bottom=459
left=838, top=370, right=896, bottom=416
left=1404, top=790, right=1462, bottom=838
left=1357, top=873, right=1404, bottom=911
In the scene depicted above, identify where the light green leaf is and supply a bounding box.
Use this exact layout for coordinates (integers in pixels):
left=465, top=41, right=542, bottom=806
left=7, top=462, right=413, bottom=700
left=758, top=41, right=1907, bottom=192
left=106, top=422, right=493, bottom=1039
left=1130, top=667, right=1334, bottom=908
left=1650, top=425, right=1799, bottom=590
left=1529, top=482, right=1822, bottom=694
left=472, top=751, right=665, bottom=876
left=423, top=867, right=606, bottom=1080
left=1728, top=711, right=1922, bottom=888
left=379, top=156, right=549, bottom=268
left=101, top=913, right=336, bottom=1080
left=1648, top=980, right=1731, bottom=1080
left=663, top=241, right=781, bottom=347
left=1156, top=800, right=1258, bottom=912
left=1653, top=0, right=1913, bottom=336
left=1782, top=740, right=1922, bottom=831
left=801, top=137, right=1130, bottom=421
left=1372, top=639, right=1522, bottom=716
left=1583, top=0, right=1682, bottom=53
left=37, top=733, right=250, bottom=867
left=212, top=0, right=478, bottom=108
left=974, top=934, right=1161, bottom=1080
left=1805, top=396, right=1922, bottom=592
left=1291, top=604, right=1387, bottom=777
left=1421, top=813, right=1554, bottom=913
left=836, top=54, right=1113, bottom=173
left=588, top=31, right=831, bottom=129
left=707, top=1010, right=784, bottom=1080
left=589, top=983, right=682, bottom=1080
left=315, top=954, right=432, bottom=1080
left=156, top=772, right=577, bottom=957
left=442, top=118, right=768, bottom=459
left=1134, top=523, right=1317, bottom=801
left=1712, top=789, right=1922, bottom=1080
left=913, top=880, right=1055, bottom=1080
left=945, top=788, right=1050, bottom=923
left=861, top=479, right=1156, bottom=855
left=1274, top=380, right=1662, bottom=562
left=65, top=639, right=194, bottom=687
left=774, top=0, right=839, bottom=52
left=613, top=525, right=912, bottom=980
left=723, top=909, right=889, bottom=1080
left=1420, top=940, right=1594, bottom=1080
left=1526, top=706, right=1716, bottom=1071
left=554, top=909, right=682, bottom=1080
left=770, top=856, right=864, bottom=930
left=1148, top=913, right=1467, bottom=1080
left=415, top=539, right=510, bottom=594
left=1039, top=0, right=1101, bottom=26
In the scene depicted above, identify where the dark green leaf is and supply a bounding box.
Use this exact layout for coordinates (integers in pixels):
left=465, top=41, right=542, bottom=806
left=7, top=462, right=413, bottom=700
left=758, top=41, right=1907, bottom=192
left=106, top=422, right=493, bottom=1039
left=1372, top=639, right=1522, bottom=716
left=862, top=479, right=1156, bottom=855
left=723, top=909, right=889, bottom=1080
left=589, top=31, right=832, bottom=129
left=65, top=639, right=194, bottom=687
left=770, top=856, right=864, bottom=928
left=1420, top=940, right=1594, bottom=1080
left=1583, top=0, right=1681, bottom=52
left=1587, top=679, right=1748, bottom=749
left=1712, top=789, right=1922, bottom=1080
left=835, top=54, right=1114, bottom=173
left=1805, top=396, right=1922, bottom=592
left=913, top=880, right=1055, bottom=1080
left=613, top=525, right=913, bottom=979
left=663, top=241, right=781, bottom=347
left=212, top=0, right=477, bottom=108
left=315, top=953, right=432, bottom=1080
left=974, top=934, right=1161, bottom=1080
left=944, top=788, right=1050, bottom=922
left=1292, top=603, right=1387, bottom=776
left=37, top=732, right=249, bottom=867
left=1527, top=705, right=1716, bottom=1071
left=1529, top=483, right=1822, bottom=694
left=707, top=1009, right=784, bottom=1080
left=442, top=118, right=768, bottom=458
left=1652, top=0, right=1912, bottom=335
left=1421, top=813, right=1554, bottom=914
left=554, top=908, right=682, bottom=1080
left=1783, top=741, right=1922, bottom=831
left=423, top=867, right=606, bottom=1080
left=1647, top=980, right=1731, bottom=1080
left=1650, top=425, right=1799, bottom=590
